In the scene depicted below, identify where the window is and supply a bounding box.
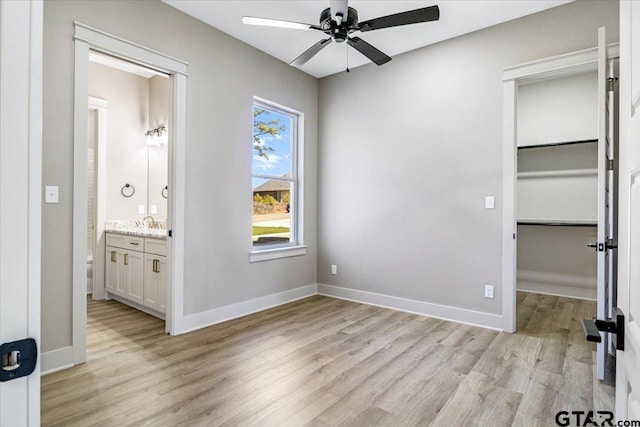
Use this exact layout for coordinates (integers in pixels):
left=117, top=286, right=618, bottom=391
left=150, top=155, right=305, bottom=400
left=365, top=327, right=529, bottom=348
left=251, top=99, right=303, bottom=257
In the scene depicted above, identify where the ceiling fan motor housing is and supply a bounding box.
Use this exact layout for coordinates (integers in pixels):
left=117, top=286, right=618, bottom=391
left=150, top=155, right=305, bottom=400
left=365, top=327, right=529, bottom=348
left=320, top=7, right=358, bottom=43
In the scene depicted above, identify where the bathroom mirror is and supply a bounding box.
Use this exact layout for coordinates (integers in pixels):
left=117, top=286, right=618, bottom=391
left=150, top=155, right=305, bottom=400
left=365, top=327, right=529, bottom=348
left=88, top=53, right=170, bottom=226
left=146, top=74, right=170, bottom=221
left=147, top=141, right=168, bottom=220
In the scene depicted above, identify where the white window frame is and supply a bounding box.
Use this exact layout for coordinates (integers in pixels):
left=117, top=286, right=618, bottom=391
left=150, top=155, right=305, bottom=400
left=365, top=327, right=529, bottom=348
left=250, top=97, right=305, bottom=262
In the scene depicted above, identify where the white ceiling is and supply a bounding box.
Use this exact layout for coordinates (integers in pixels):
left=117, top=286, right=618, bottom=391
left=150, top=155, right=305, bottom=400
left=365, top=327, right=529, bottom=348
left=162, top=0, right=573, bottom=78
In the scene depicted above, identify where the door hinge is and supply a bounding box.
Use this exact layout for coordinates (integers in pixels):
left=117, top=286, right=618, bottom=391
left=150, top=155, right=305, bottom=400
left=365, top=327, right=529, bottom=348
left=607, top=77, right=618, bottom=92
left=607, top=159, right=614, bottom=170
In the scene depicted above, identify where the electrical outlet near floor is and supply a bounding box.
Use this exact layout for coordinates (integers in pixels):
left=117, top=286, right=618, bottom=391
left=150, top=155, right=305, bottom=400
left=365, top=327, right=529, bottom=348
left=331, top=265, right=337, bottom=275
left=484, top=285, right=494, bottom=299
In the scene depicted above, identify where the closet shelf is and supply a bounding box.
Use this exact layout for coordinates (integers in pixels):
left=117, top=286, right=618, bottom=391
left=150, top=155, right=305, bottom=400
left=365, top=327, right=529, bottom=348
left=517, top=218, right=597, bottom=227
left=517, top=168, right=597, bottom=179
left=517, top=139, right=598, bottom=150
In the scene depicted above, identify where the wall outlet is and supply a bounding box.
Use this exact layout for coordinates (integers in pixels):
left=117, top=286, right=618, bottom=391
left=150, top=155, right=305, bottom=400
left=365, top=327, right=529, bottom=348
left=484, top=285, right=494, bottom=299
left=150, top=205, right=157, bottom=214
left=45, top=185, right=59, bottom=204
left=138, top=205, right=145, bottom=214
left=331, top=265, right=337, bottom=275
left=485, top=196, right=495, bottom=209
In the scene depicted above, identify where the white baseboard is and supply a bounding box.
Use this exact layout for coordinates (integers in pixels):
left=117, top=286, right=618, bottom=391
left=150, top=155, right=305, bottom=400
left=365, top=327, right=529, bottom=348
left=41, top=346, right=73, bottom=376
left=176, top=283, right=318, bottom=335
left=317, top=284, right=503, bottom=331
left=517, top=270, right=597, bottom=300
left=517, top=281, right=597, bottom=300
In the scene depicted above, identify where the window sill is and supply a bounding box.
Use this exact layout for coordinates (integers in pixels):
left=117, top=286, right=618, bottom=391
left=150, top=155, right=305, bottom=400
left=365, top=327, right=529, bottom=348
left=249, top=245, right=307, bottom=263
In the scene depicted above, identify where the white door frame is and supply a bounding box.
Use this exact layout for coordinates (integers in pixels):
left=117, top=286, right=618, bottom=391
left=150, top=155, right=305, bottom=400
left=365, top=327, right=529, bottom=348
left=72, top=23, right=188, bottom=365
left=0, top=0, right=42, bottom=424
left=501, top=43, right=619, bottom=333
left=88, top=96, right=107, bottom=301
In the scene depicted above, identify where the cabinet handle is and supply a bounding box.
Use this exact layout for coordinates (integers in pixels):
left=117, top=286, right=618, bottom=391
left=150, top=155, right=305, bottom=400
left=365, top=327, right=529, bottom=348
left=110, top=251, right=117, bottom=262
left=153, top=259, right=160, bottom=273
left=124, top=253, right=129, bottom=266
left=129, top=242, right=139, bottom=246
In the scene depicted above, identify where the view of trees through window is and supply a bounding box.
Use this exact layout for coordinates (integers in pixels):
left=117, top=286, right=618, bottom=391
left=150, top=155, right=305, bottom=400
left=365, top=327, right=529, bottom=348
left=252, top=102, right=296, bottom=248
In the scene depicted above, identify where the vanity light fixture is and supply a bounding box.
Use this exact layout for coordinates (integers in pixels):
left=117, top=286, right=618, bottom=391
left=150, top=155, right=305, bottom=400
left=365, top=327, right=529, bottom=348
left=145, top=125, right=168, bottom=146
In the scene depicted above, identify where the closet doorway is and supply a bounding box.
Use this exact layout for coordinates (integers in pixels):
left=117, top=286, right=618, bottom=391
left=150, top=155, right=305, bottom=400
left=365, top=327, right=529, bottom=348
left=502, top=28, right=619, bottom=381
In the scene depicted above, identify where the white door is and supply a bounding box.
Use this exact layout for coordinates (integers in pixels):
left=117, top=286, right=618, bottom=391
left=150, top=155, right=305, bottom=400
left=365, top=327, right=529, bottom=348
left=595, top=27, right=612, bottom=381
left=616, top=1, right=640, bottom=420
left=0, top=0, right=42, bottom=425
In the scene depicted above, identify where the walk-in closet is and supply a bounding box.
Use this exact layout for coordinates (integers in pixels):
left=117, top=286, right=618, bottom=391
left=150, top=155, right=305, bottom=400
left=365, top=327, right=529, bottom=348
left=516, top=71, right=600, bottom=300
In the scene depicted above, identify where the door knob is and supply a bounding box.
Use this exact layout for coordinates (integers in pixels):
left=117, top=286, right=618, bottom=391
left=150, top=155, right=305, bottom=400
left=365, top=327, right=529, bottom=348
left=0, top=338, right=37, bottom=382
left=587, top=241, right=617, bottom=251
left=587, top=242, right=604, bottom=251
left=582, top=308, right=625, bottom=351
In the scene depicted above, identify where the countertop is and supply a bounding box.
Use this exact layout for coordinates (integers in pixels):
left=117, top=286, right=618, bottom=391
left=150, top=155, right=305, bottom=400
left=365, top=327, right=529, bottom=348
left=105, top=229, right=167, bottom=240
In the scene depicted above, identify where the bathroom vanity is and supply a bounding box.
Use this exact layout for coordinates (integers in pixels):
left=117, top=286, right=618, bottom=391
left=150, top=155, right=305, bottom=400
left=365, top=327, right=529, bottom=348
left=105, top=230, right=167, bottom=319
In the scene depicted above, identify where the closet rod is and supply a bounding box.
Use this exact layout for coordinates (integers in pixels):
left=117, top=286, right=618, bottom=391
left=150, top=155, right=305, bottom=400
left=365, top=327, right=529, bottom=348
left=517, top=221, right=597, bottom=227
left=517, top=139, right=597, bottom=150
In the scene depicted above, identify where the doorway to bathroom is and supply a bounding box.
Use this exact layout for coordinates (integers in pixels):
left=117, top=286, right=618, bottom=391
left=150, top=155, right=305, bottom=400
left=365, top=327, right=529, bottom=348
left=86, top=51, right=171, bottom=327
left=72, top=22, right=188, bottom=366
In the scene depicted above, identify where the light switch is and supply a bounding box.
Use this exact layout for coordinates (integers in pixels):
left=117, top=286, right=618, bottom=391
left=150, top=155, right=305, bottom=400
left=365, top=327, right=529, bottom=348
left=485, top=196, right=495, bottom=210
left=138, top=205, right=145, bottom=214
left=150, top=205, right=157, bottom=214
left=45, top=186, right=59, bottom=204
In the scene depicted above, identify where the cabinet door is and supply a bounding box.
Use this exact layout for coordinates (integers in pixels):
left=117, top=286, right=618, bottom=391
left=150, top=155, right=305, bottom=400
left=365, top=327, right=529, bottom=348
left=125, top=250, right=145, bottom=305
left=116, top=250, right=127, bottom=296
left=144, top=254, right=167, bottom=313
left=157, top=256, right=167, bottom=314
left=143, top=254, right=158, bottom=311
left=105, top=246, right=120, bottom=294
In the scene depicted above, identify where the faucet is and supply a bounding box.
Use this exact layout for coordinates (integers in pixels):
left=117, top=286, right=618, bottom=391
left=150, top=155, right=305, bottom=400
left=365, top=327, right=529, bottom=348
left=142, top=215, right=156, bottom=228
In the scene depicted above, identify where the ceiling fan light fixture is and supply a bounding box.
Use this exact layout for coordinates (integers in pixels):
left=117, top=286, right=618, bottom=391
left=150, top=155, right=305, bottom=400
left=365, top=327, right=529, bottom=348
left=243, top=2, right=440, bottom=68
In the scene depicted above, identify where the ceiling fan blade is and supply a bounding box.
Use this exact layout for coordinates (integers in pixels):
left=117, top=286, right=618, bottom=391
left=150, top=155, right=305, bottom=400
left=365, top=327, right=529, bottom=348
left=347, top=37, right=391, bottom=66
left=290, top=38, right=333, bottom=66
left=330, top=0, right=349, bottom=22
left=242, top=16, right=322, bottom=31
left=358, top=5, right=440, bottom=32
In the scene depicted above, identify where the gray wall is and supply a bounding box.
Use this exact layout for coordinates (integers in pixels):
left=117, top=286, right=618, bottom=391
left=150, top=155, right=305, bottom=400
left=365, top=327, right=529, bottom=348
left=43, top=1, right=318, bottom=352
left=317, top=0, right=618, bottom=315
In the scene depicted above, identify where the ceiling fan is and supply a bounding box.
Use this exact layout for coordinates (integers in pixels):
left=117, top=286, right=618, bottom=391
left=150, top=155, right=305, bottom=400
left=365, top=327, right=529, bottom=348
left=242, top=1, right=440, bottom=68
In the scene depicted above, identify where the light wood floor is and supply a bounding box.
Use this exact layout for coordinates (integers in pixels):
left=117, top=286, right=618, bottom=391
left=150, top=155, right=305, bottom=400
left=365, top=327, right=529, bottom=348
left=41, top=292, right=614, bottom=426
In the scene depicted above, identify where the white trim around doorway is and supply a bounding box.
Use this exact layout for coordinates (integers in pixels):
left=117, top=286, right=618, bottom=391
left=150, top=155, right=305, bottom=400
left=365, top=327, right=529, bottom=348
left=501, top=43, right=619, bottom=333
left=67, top=23, right=188, bottom=371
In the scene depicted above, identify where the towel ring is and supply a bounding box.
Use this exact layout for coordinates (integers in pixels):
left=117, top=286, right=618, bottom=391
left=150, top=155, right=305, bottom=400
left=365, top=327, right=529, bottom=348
left=121, top=183, right=135, bottom=197
left=161, top=185, right=168, bottom=199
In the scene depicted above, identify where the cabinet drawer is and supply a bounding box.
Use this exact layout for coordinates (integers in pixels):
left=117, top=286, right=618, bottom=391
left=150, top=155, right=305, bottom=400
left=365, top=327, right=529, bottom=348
left=106, top=233, right=144, bottom=251
left=145, top=238, right=167, bottom=256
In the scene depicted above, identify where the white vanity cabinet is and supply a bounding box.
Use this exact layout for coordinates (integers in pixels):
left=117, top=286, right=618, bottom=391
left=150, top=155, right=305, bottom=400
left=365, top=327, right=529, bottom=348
left=144, top=238, right=167, bottom=314
left=106, top=234, right=144, bottom=304
left=105, top=232, right=167, bottom=317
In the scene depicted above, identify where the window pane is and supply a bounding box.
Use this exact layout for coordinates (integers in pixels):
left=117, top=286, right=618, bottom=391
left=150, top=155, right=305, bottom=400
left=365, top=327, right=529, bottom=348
left=252, top=105, right=292, bottom=177
left=252, top=177, right=292, bottom=247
